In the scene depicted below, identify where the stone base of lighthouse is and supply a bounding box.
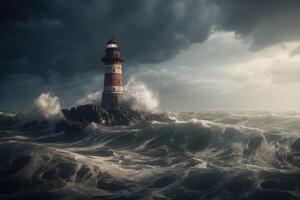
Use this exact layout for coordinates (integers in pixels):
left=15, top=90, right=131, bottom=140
left=60, top=103, right=173, bottom=129
left=101, top=92, right=123, bottom=110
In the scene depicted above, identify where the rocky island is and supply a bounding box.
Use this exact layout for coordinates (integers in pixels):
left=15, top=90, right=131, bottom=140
left=55, top=104, right=172, bottom=133
left=55, top=37, right=173, bottom=133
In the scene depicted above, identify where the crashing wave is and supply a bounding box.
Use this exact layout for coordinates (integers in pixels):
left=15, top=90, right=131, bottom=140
left=58, top=78, right=164, bottom=129
left=123, top=77, right=159, bottom=112
left=75, top=77, right=159, bottom=112
left=25, top=93, right=64, bottom=121
left=76, top=91, right=101, bottom=106
left=1, top=90, right=300, bottom=199
left=0, top=111, right=300, bottom=199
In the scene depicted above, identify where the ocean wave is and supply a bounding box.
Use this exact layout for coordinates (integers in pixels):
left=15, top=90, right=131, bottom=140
left=0, top=112, right=300, bottom=199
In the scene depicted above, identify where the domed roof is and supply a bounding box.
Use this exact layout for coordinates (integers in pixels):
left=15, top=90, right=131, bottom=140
left=106, top=36, right=119, bottom=44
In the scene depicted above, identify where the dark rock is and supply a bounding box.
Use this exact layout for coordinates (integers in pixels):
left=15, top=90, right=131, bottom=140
left=55, top=120, right=88, bottom=134
left=62, top=104, right=111, bottom=124
left=57, top=104, right=173, bottom=133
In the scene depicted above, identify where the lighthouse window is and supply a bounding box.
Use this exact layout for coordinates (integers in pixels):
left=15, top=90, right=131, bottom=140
left=107, top=43, right=118, bottom=48
left=113, top=69, right=115, bottom=73
left=113, top=87, right=115, bottom=91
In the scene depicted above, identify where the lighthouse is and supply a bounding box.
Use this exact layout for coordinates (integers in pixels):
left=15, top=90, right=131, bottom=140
left=101, top=37, right=125, bottom=110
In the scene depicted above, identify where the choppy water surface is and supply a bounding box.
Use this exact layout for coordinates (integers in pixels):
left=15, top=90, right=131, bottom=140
left=0, top=111, right=300, bottom=199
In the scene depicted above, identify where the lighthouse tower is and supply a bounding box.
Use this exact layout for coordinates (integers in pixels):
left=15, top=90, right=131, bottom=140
left=101, top=37, right=125, bottom=110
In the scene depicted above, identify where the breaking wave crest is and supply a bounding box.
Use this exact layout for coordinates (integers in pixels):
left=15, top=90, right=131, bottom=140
left=75, top=77, right=159, bottom=112
left=0, top=112, right=300, bottom=199
left=25, top=93, right=63, bottom=121
left=123, top=77, right=159, bottom=112
left=76, top=91, right=101, bottom=106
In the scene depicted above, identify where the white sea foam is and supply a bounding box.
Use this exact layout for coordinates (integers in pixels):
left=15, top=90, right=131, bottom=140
left=75, top=77, right=159, bottom=112
left=76, top=91, right=101, bottom=106
left=27, top=93, right=63, bottom=120
left=0, top=111, right=17, bottom=117
left=1, top=111, right=300, bottom=199
left=123, top=77, right=159, bottom=112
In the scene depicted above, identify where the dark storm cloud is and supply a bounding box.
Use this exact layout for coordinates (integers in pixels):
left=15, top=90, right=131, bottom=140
left=1, top=0, right=300, bottom=111
left=1, top=0, right=300, bottom=79
left=0, top=0, right=216, bottom=78
left=214, top=0, right=300, bottom=50
left=0, top=72, right=102, bottom=111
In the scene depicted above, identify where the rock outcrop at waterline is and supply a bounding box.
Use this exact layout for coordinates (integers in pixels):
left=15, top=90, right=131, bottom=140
left=56, top=104, right=173, bottom=132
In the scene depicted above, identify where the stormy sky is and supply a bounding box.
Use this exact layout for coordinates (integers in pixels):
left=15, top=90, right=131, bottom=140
left=1, top=0, right=300, bottom=111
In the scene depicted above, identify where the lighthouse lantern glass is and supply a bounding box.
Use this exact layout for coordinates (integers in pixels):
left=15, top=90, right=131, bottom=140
left=107, top=43, right=118, bottom=48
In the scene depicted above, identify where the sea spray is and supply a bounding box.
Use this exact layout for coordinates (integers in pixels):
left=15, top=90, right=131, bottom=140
left=27, top=93, right=63, bottom=121
left=75, top=77, right=159, bottom=112
left=123, top=77, right=159, bottom=112
left=76, top=91, right=101, bottom=106
left=0, top=111, right=300, bottom=199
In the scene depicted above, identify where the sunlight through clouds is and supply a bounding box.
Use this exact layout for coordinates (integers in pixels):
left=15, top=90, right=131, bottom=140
left=131, top=32, right=300, bottom=111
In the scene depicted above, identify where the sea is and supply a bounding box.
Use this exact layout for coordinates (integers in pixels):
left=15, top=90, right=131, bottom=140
left=0, top=111, right=300, bottom=200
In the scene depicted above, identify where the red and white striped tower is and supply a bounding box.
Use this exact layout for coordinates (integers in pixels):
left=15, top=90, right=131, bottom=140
left=101, top=37, right=125, bottom=110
